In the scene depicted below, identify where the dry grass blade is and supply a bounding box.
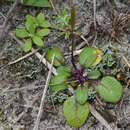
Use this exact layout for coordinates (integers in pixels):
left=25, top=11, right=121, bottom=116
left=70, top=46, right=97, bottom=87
left=89, top=104, right=114, bottom=130
left=49, top=0, right=58, bottom=14
left=122, top=56, right=130, bottom=68
left=75, top=35, right=89, bottom=50
left=8, top=49, right=39, bottom=65
left=33, top=55, right=55, bottom=130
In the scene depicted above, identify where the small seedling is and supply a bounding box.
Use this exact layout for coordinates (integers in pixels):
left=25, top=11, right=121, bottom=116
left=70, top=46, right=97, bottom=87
left=16, top=13, right=50, bottom=52
left=55, top=9, right=70, bottom=29
left=54, top=9, right=71, bottom=39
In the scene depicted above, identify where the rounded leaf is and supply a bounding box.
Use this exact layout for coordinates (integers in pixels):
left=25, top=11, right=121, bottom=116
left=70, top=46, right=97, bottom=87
left=37, top=29, right=50, bottom=37
left=79, top=47, right=97, bottom=68
left=23, top=39, right=32, bottom=52
left=23, top=0, right=51, bottom=7
left=97, top=76, right=123, bottom=103
left=32, top=36, right=43, bottom=47
left=40, top=21, right=50, bottom=28
left=36, top=13, right=50, bottom=28
left=46, top=48, right=64, bottom=67
left=57, top=66, right=71, bottom=78
left=88, top=70, right=101, bottom=79
left=36, top=13, right=45, bottom=25
left=63, top=97, right=89, bottom=128
left=16, top=28, right=29, bottom=38
left=76, top=87, right=88, bottom=104
left=50, top=75, right=68, bottom=94
left=25, top=15, right=36, bottom=34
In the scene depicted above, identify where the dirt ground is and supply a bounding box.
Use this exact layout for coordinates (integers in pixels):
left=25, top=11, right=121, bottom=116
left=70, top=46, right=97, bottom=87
left=0, top=0, right=130, bottom=130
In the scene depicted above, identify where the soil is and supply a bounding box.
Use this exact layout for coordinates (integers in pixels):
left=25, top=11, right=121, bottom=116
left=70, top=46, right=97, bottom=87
left=0, top=0, right=130, bottom=130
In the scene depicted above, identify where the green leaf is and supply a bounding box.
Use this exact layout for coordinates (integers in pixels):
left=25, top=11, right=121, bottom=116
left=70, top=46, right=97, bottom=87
left=63, top=97, right=89, bottom=128
left=25, top=15, right=36, bottom=34
left=32, top=36, right=43, bottom=47
left=50, top=75, right=68, bottom=94
left=56, top=9, right=70, bottom=28
left=88, top=70, right=101, bottom=79
left=36, top=13, right=50, bottom=27
left=15, top=28, right=29, bottom=38
left=46, top=48, right=64, bottom=67
left=23, top=39, right=32, bottom=52
left=76, top=87, right=88, bottom=105
left=79, top=47, right=97, bottom=68
left=57, top=66, right=71, bottom=78
left=39, top=21, right=50, bottom=28
left=97, top=76, right=123, bottom=103
left=23, top=0, right=51, bottom=7
left=36, top=29, right=50, bottom=37
left=36, top=13, right=45, bottom=26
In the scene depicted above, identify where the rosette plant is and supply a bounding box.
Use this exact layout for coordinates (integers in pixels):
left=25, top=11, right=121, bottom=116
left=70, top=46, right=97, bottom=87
left=47, top=6, right=123, bottom=128
left=16, top=13, right=50, bottom=52
left=48, top=46, right=123, bottom=128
